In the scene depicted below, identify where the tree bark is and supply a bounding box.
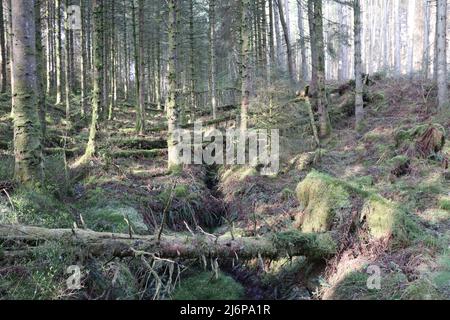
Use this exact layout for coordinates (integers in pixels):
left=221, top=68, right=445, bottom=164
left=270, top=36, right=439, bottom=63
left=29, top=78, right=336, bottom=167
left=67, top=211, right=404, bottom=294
left=0, top=224, right=337, bottom=260
left=166, top=0, right=180, bottom=170
left=0, top=2, right=7, bottom=93
left=354, top=0, right=364, bottom=130
left=436, top=0, right=448, bottom=109
left=11, top=0, right=44, bottom=185
left=240, top=0, right=251, bottom=133
left=209, top=0, right=217, bottom=120
left=276, top=0, right=295, bottom=84
left=76, top=0, right=103, bottom=165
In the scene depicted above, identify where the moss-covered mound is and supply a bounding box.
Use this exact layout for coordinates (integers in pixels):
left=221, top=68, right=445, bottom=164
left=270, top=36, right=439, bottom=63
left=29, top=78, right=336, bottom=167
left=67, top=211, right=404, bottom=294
left=295, top=171, right=420, bottom=244
left=172, top=271, right=245, bottom=300
left=395, top=123, right=446, bottom=158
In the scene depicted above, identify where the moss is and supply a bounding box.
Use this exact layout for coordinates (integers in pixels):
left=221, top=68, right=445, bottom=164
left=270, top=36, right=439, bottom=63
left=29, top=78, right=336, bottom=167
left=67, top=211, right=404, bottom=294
left=296, top=171, right=421, bottom=244
left=438, top=196, right=450, bottom=211
left=330, top=270, right=408, bottom=300
left=280, top=188, right=295, bottom=201
left=351, top=175, right=374, bottom=187
left=388, top=155, right=410, bottom=167
left=273, top=230, right=337, bottom=259
left=172, top=271, right=245, bottom=300
left=83, top=204, right=148, bottom=234
left=11, top=188, right=73, bottom=228
left=401, top=279, right=442, bottom=300
left=296, top=171, right=351, bottom=233
left=422, top=209, right=450, bottom=225
left=394, top=123, right=446, bottom=149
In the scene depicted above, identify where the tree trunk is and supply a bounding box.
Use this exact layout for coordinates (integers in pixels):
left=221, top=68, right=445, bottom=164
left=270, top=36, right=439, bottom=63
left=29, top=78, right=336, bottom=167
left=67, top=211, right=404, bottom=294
left=55, top=0, right=63, bottom=104
left=422, top=0, right=430, bottom=79
left=77, top=0, right=103, bottom=165
left=35, top=0, right=46, bottom=137
left=436, top=0, right=448, bottom=109
left=297, top=0, right=308, bottom=82
left=240, top=0, right=251, bottom=133
left=189, top=0, right=196, bottom=122
left=394, top=0, right=401, bottom=75
left=11, top=0, right=44, bottom=185
left=354, top=0, right=364, bottom=130
left=64, top=0, right=71, bottom=119
left=0, top=224, right=336, bottom=260
left=80, top=0, right=87, bottom=117
left=209, top=0, right=217, bottom=120
left=276, top=0, right=295, bottom=84
left=308, top=0, right=329, bottom=137
left=167, top=0, right=180, bottom=170
left=0, top=2, right=7, bottom=93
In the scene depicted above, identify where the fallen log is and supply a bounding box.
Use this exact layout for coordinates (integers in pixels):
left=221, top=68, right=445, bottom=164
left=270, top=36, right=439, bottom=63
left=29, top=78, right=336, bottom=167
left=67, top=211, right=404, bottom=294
left=0, top=224, right=337, bottom=260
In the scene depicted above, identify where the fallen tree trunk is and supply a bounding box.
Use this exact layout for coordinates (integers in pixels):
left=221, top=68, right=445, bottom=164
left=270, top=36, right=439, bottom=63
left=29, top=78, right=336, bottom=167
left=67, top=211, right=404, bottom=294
left=0, top=224, right=337, bottom=260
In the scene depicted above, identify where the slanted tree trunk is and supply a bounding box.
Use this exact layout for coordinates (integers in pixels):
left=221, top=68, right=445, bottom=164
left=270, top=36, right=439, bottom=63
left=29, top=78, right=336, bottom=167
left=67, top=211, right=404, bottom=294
left=354, top=0, right=364, bottom=131
left=11, top=0, right=44, bottom=185
left=276, top=0, right=295, bottom=84
left=436, top=0, right=448, bottom=109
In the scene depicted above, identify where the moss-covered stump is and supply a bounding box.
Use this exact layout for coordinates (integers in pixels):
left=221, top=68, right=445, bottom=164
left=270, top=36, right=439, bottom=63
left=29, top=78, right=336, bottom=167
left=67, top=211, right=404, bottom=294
left=295, top=171, right=352, bottom=233
left=172, top=271, right=245, bottom=300
left=295, top=171, right=420, bottom=244
left=395, top=124, right=446, bottom=158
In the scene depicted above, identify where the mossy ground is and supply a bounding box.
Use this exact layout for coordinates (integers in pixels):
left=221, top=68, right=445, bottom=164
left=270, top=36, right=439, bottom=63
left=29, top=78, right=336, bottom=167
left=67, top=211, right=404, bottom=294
left=172, top=271, right=245, bottom=300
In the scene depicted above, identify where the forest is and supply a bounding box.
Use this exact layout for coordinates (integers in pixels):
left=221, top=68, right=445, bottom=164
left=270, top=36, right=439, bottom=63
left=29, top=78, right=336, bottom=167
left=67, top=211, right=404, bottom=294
left=0, top=0, right=449, bottom=301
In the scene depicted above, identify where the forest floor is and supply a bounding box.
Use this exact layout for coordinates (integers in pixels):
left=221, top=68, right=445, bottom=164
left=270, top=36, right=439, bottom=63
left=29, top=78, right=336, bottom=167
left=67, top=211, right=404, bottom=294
left=0, top=76, right=449, bottom=300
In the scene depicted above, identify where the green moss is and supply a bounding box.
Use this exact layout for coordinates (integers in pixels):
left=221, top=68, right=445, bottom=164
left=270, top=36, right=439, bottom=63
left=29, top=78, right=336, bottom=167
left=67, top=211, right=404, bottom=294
left=394, top=123, right=446, bottom=148
left=83, top=204, right=148, bottom=234
left=296, top=171, right=421, bottom=245
left=401, top=279, right=442, bottom=300
left=11, top=188, right=73, bottom=228
left=273, top=230, right=337, bottom=259
left=296, top=171, right=351, bottom=232
left=438, top=196, right=450, bottom=211
left=172, top=271, right=245, bottom=300
left=422, top=209, right=450, bottom=225
left=388, top=155, right=410, bottom=167
left=331, top=270, right=408, bottom=300
left=280, top=188, right=295, bottom=201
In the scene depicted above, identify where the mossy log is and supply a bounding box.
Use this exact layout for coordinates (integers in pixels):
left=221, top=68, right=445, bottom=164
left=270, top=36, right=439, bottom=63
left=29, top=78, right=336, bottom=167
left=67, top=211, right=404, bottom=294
left=107, top=138, right=167, bottom=150
left=108, top=149, right=167, bottom=159
left=0, top=224, right=336, bottom=260
left=44, top=147, right=81, bottom=157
